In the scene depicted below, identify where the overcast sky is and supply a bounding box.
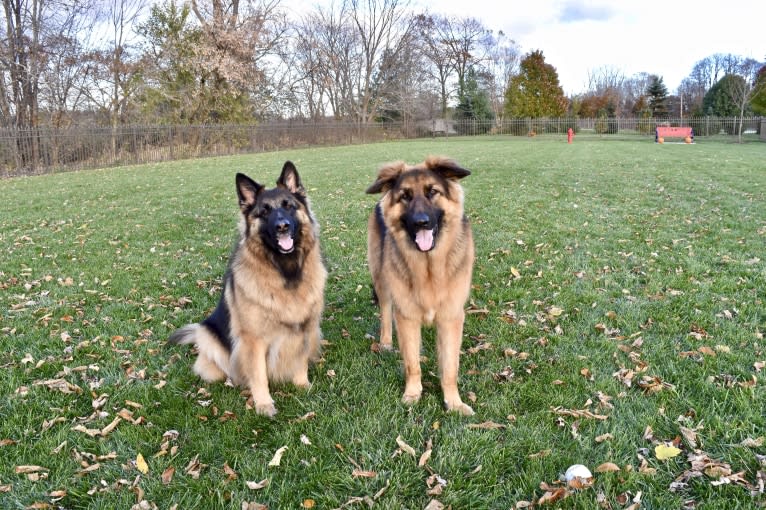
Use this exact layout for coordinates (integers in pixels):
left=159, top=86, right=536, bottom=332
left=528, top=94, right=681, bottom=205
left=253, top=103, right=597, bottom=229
left=285, top=0, right=764, bottom=96
left=414, top=0, right=764, bottom=95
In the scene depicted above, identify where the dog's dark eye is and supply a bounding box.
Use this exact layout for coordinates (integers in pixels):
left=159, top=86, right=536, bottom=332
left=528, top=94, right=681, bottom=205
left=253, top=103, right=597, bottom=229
left=258, top=204, right=272, bottom=217
left=427, top=187, right=439, bottom=199
left=400, top=189, right=413, bottom=202
left=281, top=200, right=294, bottom=210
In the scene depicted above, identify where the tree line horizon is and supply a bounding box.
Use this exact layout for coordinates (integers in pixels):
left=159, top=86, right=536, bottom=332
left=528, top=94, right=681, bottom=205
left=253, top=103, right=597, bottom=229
left=2, top=0, right=765, bottom=132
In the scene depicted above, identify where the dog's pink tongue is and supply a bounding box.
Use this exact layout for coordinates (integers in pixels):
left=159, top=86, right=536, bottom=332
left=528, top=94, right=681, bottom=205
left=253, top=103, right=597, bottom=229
left=278, top=235, right=294, bottom=252
left=415, top=229, right=434, bottom=251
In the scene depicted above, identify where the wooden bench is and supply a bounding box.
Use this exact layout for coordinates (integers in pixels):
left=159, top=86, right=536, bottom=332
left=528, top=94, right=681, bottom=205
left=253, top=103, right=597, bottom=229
left=656, top=126, right=694, bottom=143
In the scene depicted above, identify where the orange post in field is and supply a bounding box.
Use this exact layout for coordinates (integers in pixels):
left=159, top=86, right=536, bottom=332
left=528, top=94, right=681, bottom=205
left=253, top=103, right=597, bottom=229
left=567, top=127, right=574, bottom=144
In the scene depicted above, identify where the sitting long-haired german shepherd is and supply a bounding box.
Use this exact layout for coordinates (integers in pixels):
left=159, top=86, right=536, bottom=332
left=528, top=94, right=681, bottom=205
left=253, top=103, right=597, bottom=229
left=169, top=161, right=326, bottom=417
left=366, top=156, right=475, bottom=415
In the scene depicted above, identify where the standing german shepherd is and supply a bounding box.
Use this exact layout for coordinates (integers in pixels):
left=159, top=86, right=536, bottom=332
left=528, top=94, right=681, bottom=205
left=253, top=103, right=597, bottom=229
left=169, top=161, right=326, bottom=417
left=366, top=156, right=475, bottom=416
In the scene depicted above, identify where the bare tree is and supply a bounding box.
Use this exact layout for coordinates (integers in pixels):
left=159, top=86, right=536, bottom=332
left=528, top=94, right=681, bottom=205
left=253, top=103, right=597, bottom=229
left=2, top=0, right=46, bottom=129
left=292, top=3, right=359, bottom=120
left=190, top=0, right=289, bottom=114
left=476, top=29, right=518, bottom=123
left=39, top=5, right=98, bottom=128
left=419, top=14, right=454, bottom=117
left=346, top=0, right=413, bottom=124
left=727, top=58, right=763, bottom=143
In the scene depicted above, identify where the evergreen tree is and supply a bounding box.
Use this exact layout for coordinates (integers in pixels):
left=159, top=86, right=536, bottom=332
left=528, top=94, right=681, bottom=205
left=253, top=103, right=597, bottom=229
left=751, top=65, right=766, bottom=115
left=646, top=75, right=669, bottom=118
left=137, top=0, right=253, bottom=124
left=504, top=50, right=567, bottom=118
left=703, top=74, right=751, bottom=117
left=454, top=67, right=494, bottom=133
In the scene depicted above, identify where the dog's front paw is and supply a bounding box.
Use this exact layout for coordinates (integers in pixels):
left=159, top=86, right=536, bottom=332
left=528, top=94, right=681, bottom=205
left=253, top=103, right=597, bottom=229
left=255, top=401, right=277, bottom=417
left=445, top=400, right=475, bottom=416
left=401, top=392, right=421, bottom=405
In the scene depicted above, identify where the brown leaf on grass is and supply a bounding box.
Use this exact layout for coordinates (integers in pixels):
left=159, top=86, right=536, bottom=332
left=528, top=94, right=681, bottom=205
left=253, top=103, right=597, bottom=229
left=161, top=466, right=175, bottom=485
left=223, top=462, right=237, bottom=481
left=100, top=417, right=121, bottom=436
left=301, top=499, right=315, bottom=508
left=595, top=433, right=614, bottom=443
left=15, top=465, right=49, bottom=474
left=551, top=406, right=608, bottom=421
left=537, top=486, right=568, bottom=505
left=33, top=378, right=82, bottom=395
left=528, top=449, right=551, bottom=459
left=467, top=421, right=507, bottom=430
left=77, top=463, right=102, bottom=476
left=613, top=368, right=635, bottom=387
left=184, top=454, right=206, bottom=479
left=755, top=361, right=765, bottom=372
left=637, top=375, right=675, bottom=394
left=639, top=457, right=657, bottom=475
left=423, top=500, right=444, bottom=510
left=395, top=436, right=416, bottom=457
left=680, top=426, right=700, bottom=449
left=241, top=503, right=267, bottom=510
left=739, top=437, right=764, bottom=448
left=580, top=368, right=593, bottom=381
left=245, top=479, right=269, bottom=490
left=595, top=462, right=620, bottom=473
left=467, top=342, right=492, bottom=354
left=426, top=473, right=448, bottom=496
left=48, top=490, right=67, bottom=501
left=91, top=394, right=109, bottom=410
left=418, top=440, right=433, bottom=467
left=351, top=469, right=377, bottom=478
left=268, top=446, right=288, bottom=467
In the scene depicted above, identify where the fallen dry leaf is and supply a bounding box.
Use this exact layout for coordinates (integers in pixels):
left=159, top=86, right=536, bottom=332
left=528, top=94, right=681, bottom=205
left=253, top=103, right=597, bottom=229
left=135, top=453, right=149, bottom=474
left=537, top=486, right=568, bottom=505
left=595, top=462, right=620, bottom=473
left=551, top=406, right=608, bottom=421
left=418, top=447, right=432, bottom=467
left=655, top=444, right=681, bottom=461
left=268, top=446, right=288, bottom=467
left=351, top=469, right=377, bottom=478
left=15, top=465, right=48, bottom=474
left=246, top=479, right=269, bottom=490
left=161, top=466, right=175, bottom=485
left=423, top=500, right=445, bottom=510
left=739, top=437, right=764, bottom=448
left=395, top=436, right=416, bottom=458
left=184, top=454, right=206, bottom=479
left=467, top=421, right=506, bottom=430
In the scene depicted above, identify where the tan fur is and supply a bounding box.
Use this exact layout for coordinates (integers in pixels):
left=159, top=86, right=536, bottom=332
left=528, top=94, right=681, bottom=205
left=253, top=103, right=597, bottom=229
left=366, top=156, right=475, bottom=415
left=170, top=166, right=326, bottom=417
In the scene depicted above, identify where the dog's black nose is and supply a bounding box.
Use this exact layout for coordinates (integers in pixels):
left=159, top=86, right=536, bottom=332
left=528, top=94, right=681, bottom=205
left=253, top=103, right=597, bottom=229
left=276, top=219, right=291, bottom=233
left=412, top=213, right=430, bottom=228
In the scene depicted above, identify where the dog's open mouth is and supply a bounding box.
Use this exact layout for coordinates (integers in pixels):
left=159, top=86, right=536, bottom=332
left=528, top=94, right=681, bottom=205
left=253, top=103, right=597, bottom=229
left=277, top=233, right=295, bottom=254
left=414, top=228, right=435, bottom=252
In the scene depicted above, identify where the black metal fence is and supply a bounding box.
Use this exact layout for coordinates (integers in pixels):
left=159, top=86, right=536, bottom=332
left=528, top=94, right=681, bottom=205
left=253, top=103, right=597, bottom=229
left=1, top=117, right=762, bottom=177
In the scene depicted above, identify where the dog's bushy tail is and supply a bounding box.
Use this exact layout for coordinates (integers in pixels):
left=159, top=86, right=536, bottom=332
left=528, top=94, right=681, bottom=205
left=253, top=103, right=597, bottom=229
left=168, top=324, right=200, bottom=345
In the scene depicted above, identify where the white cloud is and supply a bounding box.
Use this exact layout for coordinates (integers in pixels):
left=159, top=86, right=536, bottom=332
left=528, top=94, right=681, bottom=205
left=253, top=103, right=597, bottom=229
left=410, top=0, right=764, bottom=94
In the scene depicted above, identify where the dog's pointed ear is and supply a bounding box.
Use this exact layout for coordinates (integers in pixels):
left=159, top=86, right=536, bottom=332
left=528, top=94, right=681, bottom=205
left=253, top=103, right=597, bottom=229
left=277, top=161, right=305, bottom=196
left=366, top=161, right=406, bottom=194
left=426, top=156, right=471, bottom=180
left=236, top=173, right=263, bottom=210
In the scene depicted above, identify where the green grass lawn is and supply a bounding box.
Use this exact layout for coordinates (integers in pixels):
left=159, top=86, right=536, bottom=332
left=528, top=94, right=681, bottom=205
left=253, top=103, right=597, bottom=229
left=1, top=137, right=765, bottom=509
